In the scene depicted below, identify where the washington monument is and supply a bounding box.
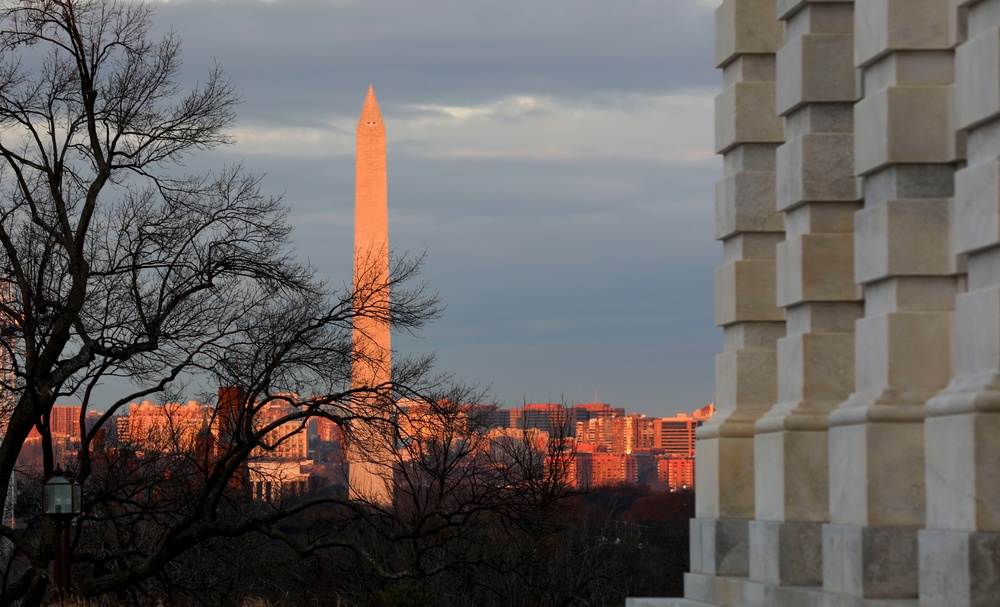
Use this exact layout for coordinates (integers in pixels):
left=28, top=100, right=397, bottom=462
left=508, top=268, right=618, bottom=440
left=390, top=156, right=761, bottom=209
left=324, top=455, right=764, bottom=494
left=348, top=86, right=393, bottom=504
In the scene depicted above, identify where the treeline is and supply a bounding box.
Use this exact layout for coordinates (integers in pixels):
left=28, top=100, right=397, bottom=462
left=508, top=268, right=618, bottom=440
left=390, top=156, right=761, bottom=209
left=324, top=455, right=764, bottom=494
left=34, top=486, right=691, bottom=607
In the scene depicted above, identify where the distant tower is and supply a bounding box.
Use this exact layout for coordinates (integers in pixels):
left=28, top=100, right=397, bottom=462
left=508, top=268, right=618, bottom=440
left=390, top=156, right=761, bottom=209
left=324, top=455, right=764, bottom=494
left=348, top=86, right=394, bottom=505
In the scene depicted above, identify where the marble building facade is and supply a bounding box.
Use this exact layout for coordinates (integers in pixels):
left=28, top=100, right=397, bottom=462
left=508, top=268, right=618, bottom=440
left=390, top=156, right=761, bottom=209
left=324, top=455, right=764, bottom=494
left=632, top=0, right=1000, bottom=605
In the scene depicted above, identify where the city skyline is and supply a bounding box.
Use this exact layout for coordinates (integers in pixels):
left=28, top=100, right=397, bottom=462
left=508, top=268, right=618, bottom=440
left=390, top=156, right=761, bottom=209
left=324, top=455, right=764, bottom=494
left=121, top=0, right=723, bottom=417
left=26, top=399, right=712, bottom=495
left=0, top=1, right=717, bottom=601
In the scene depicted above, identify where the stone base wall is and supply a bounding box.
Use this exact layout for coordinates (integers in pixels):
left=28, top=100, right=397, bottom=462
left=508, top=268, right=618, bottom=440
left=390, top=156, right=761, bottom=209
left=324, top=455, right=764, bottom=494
left=636, top=0, right=1000, bottom=605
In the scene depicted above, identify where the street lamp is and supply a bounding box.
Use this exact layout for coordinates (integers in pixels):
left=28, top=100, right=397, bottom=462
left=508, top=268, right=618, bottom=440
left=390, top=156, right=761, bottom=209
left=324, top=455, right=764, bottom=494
left=43, top=469, right=81, bottom=593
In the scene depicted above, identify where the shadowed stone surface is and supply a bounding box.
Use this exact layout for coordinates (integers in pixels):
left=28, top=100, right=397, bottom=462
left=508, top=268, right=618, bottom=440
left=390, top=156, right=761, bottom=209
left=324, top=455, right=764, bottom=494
left=633, top=3, right=1000, bottom=607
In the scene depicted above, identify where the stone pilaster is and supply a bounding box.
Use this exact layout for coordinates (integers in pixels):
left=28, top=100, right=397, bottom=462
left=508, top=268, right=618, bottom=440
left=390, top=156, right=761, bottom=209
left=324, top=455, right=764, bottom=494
left=750, top=0, right=862, bottom=587
left=920, top=0, right=1000, bottom=605
left=689, top=0, right=784, bottom=590
left=824, top=0, right=959, bottom=598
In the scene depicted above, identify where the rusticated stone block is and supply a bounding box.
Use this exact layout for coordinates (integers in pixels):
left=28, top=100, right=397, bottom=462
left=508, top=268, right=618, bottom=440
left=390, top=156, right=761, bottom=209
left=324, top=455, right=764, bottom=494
left=723, top=54, right=778, bottom=88
left=716, top=171, right=784, bottom=239
left=956, top=25, right=1000, bottom=130
left=716, top=260, right=784, bottom=324
left=716, top=0, right=783, bottom=68
left=782, top=1, right=854, bottom=35
left=925, top=412, right=1000, bottom=532
left=854, top=198, right=954, bottom=283
left=823, top=523, right=919, bottom=598
left=724, top=142, right=778, bottom=176
left=776, top=132, right=859, bottom=210
left=691, top=516, right=751, bottom=575
left=776, top=233, right=859, bottom=306
left=786, top=102, right=854, bottom=137
left=953, top=286, right=1000, bottom=378
left=749, top=520, right=823, bottom=585
left=723, top=232, right=784, bottom=263
left=854, top=0, right=952, bottom=67
left=785, top=300, right=863, bottom=335
left=854, top=85, right=954, bottom=174
left=715, top=348, right=780, bottom=414
left=954, top=159, right=1000, bottom=255
left=967, top=0, right=1000, bottom=34
left=776, top=32, right=857, bottom=115
left=853, top=312, right=953, bottom=394
left=920, top=529, right=1000, bottom=607
left=690, top=517, right=705, bottom=574
left=754, top=428, right=832, bottom=522
left=966, top=245, right=1000, bottom=292
left=723, top=322, right=786, bottom=355
left=863, top=164, right=954, bottom=206
left=684, top=572, right=745, bottom=606
left=776, top=331, right=855, bottom=404
left=828, top=421, right=927, bottom=529
left=697, top=437, right=758, bottom=520
left=783, top=201, right=860, bottom=240
left=863, top=276, right=959, bottom=315
left=716, top=82, right=785, bottom=153
left=862, top=49, right=955, bottom=90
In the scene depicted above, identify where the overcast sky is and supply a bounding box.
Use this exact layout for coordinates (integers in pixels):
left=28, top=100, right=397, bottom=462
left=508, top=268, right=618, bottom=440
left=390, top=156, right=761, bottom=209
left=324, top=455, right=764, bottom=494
left=146, top=0, right=722, bottom=417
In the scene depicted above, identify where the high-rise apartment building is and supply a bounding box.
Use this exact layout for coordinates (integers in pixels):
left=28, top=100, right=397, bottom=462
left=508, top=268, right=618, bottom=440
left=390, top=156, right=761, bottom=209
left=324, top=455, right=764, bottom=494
left=250, top=398, right=309, bottom=461
left=575, top=406, right=711, bottom=457
left=26, top=405, right=82, bottom=441
left=125, top=401, right=212, bottom=453
left=570, top=405, right=712, bottom=490
left=571, top=403, right=624, bottom=424
left=249, top=460, right=310, bottom=504
left=657, top=457, right=695, bottom=491
left=509, top=403, right=570, bottom=437
left=654, top=418, right=697, bottom=456
left=588, top=453, right=639, bottom=488
left=477, top=404, right=512, bottom=431
left=652, top=406, right=713, bottom=457
left=49, top=405, right=81, bottom=438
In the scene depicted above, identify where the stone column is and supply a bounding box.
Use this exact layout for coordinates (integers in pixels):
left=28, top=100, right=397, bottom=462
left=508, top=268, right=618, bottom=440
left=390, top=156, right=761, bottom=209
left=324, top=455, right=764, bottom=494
left=750, top=0, right=861, bottom=588
left=688, top=0, right=784, bottom=600
left=824, top=0, right=959, bottom=598
left=920, top=0, right=1000, bottom=605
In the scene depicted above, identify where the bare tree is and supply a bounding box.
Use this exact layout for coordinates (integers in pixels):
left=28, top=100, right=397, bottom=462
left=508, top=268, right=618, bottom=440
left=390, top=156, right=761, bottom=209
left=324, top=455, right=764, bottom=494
left=0, top=2, right=594, bottom=605
left=0, top=0, right=447, bottom=604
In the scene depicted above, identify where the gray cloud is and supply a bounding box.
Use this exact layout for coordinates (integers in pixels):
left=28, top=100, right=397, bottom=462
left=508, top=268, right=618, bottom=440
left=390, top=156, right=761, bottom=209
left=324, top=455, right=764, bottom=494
left=135, top=0, right=721, bottom=415
left=154, top=0, right=716, bottom=121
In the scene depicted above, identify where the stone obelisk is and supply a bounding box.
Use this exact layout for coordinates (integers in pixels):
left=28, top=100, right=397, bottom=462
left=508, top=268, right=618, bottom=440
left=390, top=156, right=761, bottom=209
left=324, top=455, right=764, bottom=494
left=348, top=86, right=393, bottom=505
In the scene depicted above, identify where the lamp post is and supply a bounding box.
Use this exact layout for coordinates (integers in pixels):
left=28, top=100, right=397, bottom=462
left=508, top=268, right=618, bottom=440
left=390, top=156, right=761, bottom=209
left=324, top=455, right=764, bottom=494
left=42, top=468, right=81, bottom=593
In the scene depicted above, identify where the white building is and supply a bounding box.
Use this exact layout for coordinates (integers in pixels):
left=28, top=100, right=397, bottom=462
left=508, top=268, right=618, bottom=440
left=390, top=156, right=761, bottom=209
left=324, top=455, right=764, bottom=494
left=633, top=1, right=1000, bottom=605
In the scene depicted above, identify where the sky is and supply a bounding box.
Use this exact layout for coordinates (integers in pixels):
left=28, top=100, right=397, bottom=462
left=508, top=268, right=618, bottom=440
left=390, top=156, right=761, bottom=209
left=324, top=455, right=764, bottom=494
left=143, top=0, right=723, bottom=417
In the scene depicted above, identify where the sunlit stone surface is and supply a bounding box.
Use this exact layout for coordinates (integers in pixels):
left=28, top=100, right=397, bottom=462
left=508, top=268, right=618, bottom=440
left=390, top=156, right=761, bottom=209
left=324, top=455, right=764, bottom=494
left=348, top=86, right=394, bottom=506
left=631, top=0, right=1000, bottom=605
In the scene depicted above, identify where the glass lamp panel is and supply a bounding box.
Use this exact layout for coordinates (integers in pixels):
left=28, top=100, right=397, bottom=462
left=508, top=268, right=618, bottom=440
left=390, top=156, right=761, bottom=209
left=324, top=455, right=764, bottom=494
left=43, top=475, right=71, bottom=515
